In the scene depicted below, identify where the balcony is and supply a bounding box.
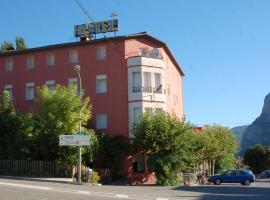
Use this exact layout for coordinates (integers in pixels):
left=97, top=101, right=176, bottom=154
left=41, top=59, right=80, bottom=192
left=132, top=86, right=163, bottom=94
left=126, top=51, right=162, bottom=60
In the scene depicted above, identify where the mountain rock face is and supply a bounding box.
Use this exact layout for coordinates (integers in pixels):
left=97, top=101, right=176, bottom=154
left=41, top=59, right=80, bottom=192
left=240, top=93, right=270, bottom=155
left=230, top=125, right=248, bottom=146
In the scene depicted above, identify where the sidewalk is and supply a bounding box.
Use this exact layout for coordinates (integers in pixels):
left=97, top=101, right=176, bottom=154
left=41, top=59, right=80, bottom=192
left=0, top=175, right=74, bottom=184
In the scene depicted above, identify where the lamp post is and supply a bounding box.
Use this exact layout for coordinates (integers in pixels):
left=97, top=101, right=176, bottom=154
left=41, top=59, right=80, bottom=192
left=74, top=64, right=82, bottom=183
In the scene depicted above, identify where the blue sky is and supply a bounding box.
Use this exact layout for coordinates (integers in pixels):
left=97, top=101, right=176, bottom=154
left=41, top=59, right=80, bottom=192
left=1, top=0, right=269, bottom=128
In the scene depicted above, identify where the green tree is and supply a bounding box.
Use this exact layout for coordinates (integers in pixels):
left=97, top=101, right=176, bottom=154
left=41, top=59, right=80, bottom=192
left=201, top=125, right=238, bottom=175
left=0, top=91, right=32, bottom=159
left=0, top=36, right=26, bottom=52
left=98, top=135, right=132, bottom=179
left=0, top=41, right=15, bottom=52
left=133, top=111, right=194, bottom=186
left=32, top=84, right=93, bottom=165
left=15, top=36, right=26, bottom=50
left=244, top=144, right=270, bottom=174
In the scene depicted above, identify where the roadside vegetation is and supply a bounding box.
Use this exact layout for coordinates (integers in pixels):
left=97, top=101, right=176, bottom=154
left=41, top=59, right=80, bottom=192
left=133, top=111, right=238, bottom=186
left=0, top=86, right=260, bottom=186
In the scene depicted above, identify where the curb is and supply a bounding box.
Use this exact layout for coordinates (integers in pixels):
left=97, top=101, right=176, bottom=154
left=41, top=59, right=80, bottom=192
left=0, top=176, right=73, bottom=184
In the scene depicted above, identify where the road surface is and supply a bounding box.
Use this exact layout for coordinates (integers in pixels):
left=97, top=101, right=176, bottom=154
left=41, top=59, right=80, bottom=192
left=0, top=178, right=269, bottom=200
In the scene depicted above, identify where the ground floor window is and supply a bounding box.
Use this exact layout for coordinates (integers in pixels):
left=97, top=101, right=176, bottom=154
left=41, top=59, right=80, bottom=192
left=133, top=153, right=146, bottom=173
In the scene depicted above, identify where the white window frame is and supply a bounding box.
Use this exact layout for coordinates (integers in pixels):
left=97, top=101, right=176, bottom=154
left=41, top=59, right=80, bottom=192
left=46, top=53, right=55, bottom=66
left=96, top=74, right=107, bottom=93
left=45, top=80, right=55, bottom=92
left=133, top=107, right=141, bottom=124
left=97, top=46, right=106, bottom=60
left=132, top=71, right=141, bottom=92
left=25, top=82, right=35, bottom=100
left=69, top=49, right=78, bottom=64
left=96, top=113, right=108, bottom=129
left=26, top=55, right=35, bottom=69
left=5, top=58, right=13, bottom=71
left=68, top=78, right=79, bottom=94
left=4, top=84, right=13, bottom=101
left=143, top=72, right=151, bottom=93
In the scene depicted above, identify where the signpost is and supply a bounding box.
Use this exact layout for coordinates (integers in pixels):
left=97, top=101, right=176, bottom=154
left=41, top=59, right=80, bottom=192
left=59, top=135, right=90, bottom=146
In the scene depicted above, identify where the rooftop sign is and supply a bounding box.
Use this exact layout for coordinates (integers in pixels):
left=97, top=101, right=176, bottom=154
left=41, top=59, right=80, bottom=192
left=74, top=19, right=118, bottom=37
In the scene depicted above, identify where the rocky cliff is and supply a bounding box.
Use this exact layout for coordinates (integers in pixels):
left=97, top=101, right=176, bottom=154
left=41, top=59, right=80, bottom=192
left=230, top=125, right=248, bottom=146
left=240, top=93, right=270, bottom=155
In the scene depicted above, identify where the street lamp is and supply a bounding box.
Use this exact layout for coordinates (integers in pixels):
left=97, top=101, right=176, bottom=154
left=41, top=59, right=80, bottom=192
left=74, top=64, right=82, bottom=183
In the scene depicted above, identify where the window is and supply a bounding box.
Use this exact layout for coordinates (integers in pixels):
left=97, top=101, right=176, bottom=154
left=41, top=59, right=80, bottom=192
left=46, top=80, right=55, bottom=92
left=167, top=84, right=170, bottom=96
left=69, top=50, right=78, bottom=64
left=25, top=82, right=35, bottom=100
left=97, top=46, right=106, bottom=60
left=96, top=113, right=107, bottom=129
left=154, top=73, right=162, bottom=93
left=144, top=107, right=152, bottom=113
left=156, top=108, right=163, bottom=112
left=143, top=72, right=151, bottom=93
left=133, top=153, right=145, bottom=173
left=174, top=94, right=178, bottom=105
left=132, top=72, right=141, bottom=92
left=27, top=56, right=34, bottom=69
left=140, top=47, right=149, bottom=57
left=96, top=75, right=107, bottom=93
left=133, top=107, right=141, bottom=124
left=150, top=48, right=160, bottom=58
left=68, top=78, right=78, bottom=94
left=5, top=58, right=13, bottom=71
left=4, top=84, right=12, bottom=101
left=46, top=53, right=55, bottom=66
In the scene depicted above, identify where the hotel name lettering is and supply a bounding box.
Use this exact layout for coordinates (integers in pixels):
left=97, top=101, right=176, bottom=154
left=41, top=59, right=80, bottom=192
left=74, top=19, right=118, bottom=37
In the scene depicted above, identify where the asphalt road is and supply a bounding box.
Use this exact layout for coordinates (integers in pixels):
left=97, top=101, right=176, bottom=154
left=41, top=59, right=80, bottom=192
left=0, top=178, right=270, bottom=200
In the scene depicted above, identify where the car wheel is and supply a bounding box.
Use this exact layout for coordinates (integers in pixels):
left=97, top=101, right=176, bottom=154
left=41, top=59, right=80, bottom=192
left=214, top=179, right=221, bottom=185
left=243, top=179, right=251, bottom=186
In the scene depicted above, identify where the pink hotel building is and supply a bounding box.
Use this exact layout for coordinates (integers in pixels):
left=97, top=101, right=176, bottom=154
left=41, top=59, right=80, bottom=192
left=0, top=32, right=184, bottom=184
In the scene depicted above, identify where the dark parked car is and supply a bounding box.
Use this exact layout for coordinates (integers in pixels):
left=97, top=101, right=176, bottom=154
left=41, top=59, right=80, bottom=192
left=259, top=170, right=270, bottom=178
left=209, top=169, right=255, bottom=186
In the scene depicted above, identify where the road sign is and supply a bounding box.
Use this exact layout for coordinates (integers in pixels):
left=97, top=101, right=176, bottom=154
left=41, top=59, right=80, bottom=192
left=59, top=140, right=90, bottom=146
left=76, top=130, right=85, bottom=135
left=59, top=135, right=90, bottom=146
left=59, top=135, right=90, bottom=141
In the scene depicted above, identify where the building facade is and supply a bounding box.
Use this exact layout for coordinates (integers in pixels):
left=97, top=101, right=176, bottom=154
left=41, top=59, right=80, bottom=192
left=0, top=32, right=184, bottom=184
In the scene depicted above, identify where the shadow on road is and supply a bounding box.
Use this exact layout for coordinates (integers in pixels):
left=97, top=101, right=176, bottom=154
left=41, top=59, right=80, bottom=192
left=173, top=184, right=270, bottom=200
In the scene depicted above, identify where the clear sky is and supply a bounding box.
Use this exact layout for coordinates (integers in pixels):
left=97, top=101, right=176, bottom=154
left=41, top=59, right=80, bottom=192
left=1, top=0, right=269, bottom=128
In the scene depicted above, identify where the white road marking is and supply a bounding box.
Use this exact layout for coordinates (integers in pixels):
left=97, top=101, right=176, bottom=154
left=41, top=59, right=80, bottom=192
left=115, top=194, right=129, bottom=198
left=0, top=182, right=52, bottom=190
left=0, top=181, right=171, bottom=200
left=77, top=190, right=90, bottom=195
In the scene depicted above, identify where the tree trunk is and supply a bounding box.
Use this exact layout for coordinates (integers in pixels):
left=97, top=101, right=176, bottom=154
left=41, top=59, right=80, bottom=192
left=212, top=159, right=216, bottom=175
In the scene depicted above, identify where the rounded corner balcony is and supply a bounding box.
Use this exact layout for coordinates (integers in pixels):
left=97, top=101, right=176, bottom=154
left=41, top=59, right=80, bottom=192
left=126, top=50, right=163, bottom=60
left=126, top=50, right=165, bottom=70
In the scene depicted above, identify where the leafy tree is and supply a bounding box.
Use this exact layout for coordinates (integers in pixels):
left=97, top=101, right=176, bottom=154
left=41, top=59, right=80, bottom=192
left=15, top=36, right=26, bottom=50
left=0, top=41, right=15, bottom=52
left=32, top=84, right=93, bottom=165
left=98, top=135, right=132, bottom=179
left=201, top=125, right=238, bottom=174
left=133, top=111, right=194, bottom=186
left=0, top=91, right=32, bottom=159
left=244, top=144, right=270, bottom=174
left=0, top=36, right=26, bottom=52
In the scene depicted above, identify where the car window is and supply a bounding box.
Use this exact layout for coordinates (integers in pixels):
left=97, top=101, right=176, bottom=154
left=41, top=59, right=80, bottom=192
left=239, top=170, right=246, bottom=175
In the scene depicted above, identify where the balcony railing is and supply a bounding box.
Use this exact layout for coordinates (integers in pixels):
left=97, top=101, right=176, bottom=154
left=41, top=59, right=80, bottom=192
left=132, top=86, right=163, bottom=94
left=126, top=51, right=162, bottom=59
